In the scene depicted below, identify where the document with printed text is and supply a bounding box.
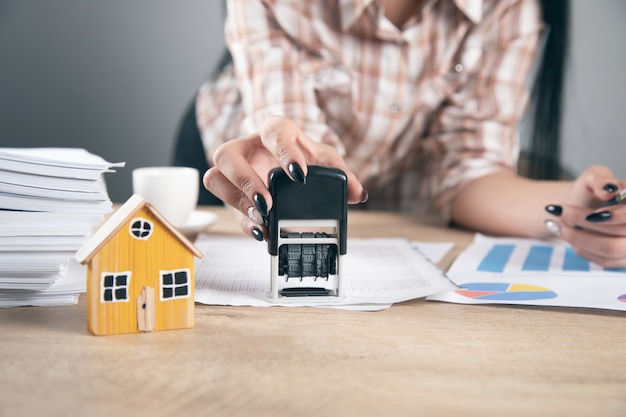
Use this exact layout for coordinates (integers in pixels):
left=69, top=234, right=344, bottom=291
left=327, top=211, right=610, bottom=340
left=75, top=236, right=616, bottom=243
left=193, top=237, right=457, bottom=310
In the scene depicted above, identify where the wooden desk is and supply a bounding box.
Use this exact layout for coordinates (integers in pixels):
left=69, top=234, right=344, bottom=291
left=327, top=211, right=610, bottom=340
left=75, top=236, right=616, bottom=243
left=1, top=208, right=624, bottom=417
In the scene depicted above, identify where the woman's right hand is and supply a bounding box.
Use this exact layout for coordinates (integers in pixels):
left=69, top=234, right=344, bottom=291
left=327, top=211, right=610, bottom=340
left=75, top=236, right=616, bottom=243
left=202, top=115, right=367, bottom=240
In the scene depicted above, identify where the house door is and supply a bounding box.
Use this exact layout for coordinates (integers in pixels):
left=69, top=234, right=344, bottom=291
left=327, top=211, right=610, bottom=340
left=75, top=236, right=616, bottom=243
left=137, top=286, right=155, bottom=332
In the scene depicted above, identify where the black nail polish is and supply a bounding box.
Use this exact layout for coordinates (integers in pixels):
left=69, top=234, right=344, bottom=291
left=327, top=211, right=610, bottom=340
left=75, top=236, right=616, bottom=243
left=603, top=183, right=619, bottom=193
left=545, top=205, right=562, bottom=216
left=251, top=227, right=264, bottom=241
left=586, top=211, right=611, bottom=223
left=288, top=162, right=306, bottom=185
left=253, top=193, right=269, bottom=217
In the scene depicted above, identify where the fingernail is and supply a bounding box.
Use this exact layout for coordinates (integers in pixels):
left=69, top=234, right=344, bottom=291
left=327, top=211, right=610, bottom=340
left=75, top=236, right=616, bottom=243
left=603, top=183, right=619, bottom=193
left=586, top=211, right=611, bottom=223
left=253, top=193, right=269, bottom=217
left=288, top=162, right=306, bottom=185
left=251, top=227, right=264, bottom=241
left=544, top=220, right=561, bottom=237
left=545, top=205, right=562, bottom=216
left=360, top=188, right=369, bottom=203
left=247, top=206, right=264, bottom=225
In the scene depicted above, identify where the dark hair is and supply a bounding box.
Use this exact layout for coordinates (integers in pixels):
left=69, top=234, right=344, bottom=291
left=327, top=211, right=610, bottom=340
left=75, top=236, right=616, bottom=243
left=211, top=48, right=233, bottom=79
left=524, top=0, right=570, bottom=179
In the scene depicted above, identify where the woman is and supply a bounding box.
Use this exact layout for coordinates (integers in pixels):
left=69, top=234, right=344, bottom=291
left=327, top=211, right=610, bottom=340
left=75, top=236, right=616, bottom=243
left=179, top=0, right=626, bottom=267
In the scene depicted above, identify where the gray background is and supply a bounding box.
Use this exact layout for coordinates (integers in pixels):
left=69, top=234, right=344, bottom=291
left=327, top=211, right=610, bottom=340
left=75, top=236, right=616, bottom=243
left=0, top=0, right=624, bottom=203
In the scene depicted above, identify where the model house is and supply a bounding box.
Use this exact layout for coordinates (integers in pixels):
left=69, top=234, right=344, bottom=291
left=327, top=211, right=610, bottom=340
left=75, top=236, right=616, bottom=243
left=75, top=194, right=203, bottom=336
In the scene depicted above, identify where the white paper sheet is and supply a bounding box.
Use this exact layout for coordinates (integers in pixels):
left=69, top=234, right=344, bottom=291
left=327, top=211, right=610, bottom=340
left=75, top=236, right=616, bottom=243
left=0, top=148, right=124, bottom=179
left=412, top=241, right=455, bottom=264
left=428, top=234, right=626, bottom=311
left=0, top=147, right=121, bottom=307
left=0, top=260, right=85, bottom=307
left=193, top=237, right=457, bottom=310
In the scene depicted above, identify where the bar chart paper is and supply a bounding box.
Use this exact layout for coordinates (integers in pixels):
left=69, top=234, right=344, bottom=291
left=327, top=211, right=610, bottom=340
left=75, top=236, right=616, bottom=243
left=428, top=234, right=626, bottom=311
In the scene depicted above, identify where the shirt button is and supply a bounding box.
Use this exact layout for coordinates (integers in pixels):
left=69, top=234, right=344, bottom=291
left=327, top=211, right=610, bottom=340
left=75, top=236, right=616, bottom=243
left=389, top=103, right=401, bottom=114
left=370, top=156, right=381, bottom=173
left=454, top=63, right=464, bottom=73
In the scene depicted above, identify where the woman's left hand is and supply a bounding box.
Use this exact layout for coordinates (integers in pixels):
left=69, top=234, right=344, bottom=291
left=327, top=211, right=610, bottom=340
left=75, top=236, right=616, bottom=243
left=546, top=165, right=626, bottom=268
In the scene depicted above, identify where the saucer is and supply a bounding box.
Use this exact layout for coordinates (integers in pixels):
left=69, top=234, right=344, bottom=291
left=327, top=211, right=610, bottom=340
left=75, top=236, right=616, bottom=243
left=175, top=210, right=218, bottom=238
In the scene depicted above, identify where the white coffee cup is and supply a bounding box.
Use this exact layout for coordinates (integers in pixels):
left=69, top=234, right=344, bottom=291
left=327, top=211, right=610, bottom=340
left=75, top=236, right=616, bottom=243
left=132, top=166, right=199, bottom=226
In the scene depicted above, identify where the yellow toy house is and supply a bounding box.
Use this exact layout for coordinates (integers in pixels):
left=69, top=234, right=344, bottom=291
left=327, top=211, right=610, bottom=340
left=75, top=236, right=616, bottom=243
left=75, top=194, right=203, bottom=336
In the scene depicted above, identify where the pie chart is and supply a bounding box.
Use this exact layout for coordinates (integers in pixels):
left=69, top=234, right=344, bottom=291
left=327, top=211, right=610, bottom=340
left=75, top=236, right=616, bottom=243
left=455, top=282, right=557, bottom=301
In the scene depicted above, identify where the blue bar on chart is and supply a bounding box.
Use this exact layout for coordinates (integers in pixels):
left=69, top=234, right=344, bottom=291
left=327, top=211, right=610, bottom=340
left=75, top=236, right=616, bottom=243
left=477, top=244, right=515, bottom=273
left=604, top=267, right=626, bottom=273
left=522, top=245, right=553, bottom=271
left=563, top=247, right=590, bottom=271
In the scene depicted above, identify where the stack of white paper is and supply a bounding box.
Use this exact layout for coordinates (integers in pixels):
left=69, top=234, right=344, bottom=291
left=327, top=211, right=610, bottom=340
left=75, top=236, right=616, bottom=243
left=0, top=148, right=124, bottom=307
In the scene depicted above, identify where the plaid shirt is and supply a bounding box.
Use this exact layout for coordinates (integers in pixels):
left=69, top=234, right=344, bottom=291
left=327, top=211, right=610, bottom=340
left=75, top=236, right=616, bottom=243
left=196, top=0, right=542, bottom=223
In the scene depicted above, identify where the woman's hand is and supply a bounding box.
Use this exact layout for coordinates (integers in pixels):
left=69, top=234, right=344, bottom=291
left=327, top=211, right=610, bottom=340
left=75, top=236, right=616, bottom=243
left=545, top=165, right=626, bottom=267
left=202, top=116, right=367, bottom=240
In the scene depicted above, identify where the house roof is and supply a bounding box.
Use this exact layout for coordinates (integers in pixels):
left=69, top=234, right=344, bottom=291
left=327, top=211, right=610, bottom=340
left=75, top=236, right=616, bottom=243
left=75, top=194, right=203, bottom=264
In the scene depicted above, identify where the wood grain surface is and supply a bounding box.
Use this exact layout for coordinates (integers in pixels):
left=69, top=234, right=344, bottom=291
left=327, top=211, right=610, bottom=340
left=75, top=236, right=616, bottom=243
left=1, top=207, right=624, bottom=417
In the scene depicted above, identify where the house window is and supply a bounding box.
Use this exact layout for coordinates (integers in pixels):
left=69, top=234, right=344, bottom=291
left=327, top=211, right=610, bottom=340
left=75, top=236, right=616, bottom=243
left=160, top=268, right=191, bottom=300
left=101, top=272, right=132, bottom=303
left=129, top=218, right=153, bottom=240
